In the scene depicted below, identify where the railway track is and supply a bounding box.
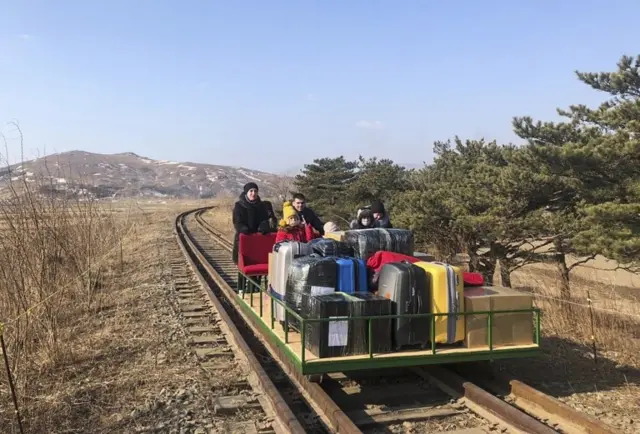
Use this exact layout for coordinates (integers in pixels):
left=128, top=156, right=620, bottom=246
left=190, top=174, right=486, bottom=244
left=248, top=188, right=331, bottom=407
left=174, top=207, right=620, bottom=434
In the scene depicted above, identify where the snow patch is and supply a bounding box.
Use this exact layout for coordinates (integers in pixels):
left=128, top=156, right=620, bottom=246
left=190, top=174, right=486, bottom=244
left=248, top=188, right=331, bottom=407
left=238, top=169, right=261, bottom=182
left=205, top=170, right=218, bottom=182
left=178, top=164, right=197, bottom=170
left=157, top=160, right=178, bottom=165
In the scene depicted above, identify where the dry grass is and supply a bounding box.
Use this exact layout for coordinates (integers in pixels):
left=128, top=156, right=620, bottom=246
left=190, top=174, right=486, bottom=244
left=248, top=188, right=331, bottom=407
left=0, top=194, right=231, bottom=432
left=510, top=266, right=640, bottom=368
left=201, top=197, right=236, bottom=240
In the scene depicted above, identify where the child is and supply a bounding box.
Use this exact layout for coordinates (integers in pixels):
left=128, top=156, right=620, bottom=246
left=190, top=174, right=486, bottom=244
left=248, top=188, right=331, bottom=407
left=275, top=201, right=308, bottom=243
left=351, top=209, right=376, bottom=229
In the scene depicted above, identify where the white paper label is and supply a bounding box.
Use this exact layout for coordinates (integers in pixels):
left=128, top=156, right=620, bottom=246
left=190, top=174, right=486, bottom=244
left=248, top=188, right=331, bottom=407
left=328, top=316, right=349, bottom=347
left=310, top=286, right=334, bottom=296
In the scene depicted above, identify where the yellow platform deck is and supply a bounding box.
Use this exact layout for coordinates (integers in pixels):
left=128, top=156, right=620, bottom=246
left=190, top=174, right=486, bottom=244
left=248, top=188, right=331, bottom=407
left=237, top=292, right=539, bottom=372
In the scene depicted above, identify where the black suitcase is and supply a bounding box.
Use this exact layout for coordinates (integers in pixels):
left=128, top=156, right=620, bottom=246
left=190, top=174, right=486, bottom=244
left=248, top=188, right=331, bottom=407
left=377, top=261, right=430, bottom=350
left=344, top=228, right=415, bottom=262
left=351, top=292, right=392, bottom=353
left=285, top=255, right=337, bottom=329
left=343, top=229, right=385, bottom=261
left=379, top=228, right=414, bottom=256
left=305, top=293, right=359, bottom=358
left=308, top=238, right=354, bottom=257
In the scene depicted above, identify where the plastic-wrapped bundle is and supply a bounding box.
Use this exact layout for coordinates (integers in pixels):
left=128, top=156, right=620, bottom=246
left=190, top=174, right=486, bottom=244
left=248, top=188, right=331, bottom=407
left=379, top=229, right=414, bottom=257
left=351, top=292, right=392, bottom=354
left=308, top=238, right=354, bottom=257
left=344, top=228, right=414, bottom=262
left=305, top=292, right=365, bottom=358
left=343, top=229, right=385, bottom=261
left=285, top=255, right=337, bottom=328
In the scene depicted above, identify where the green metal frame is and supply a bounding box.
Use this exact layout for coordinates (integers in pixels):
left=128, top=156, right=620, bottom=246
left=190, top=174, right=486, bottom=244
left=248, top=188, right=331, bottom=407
left=235, top=271, right=542, bottom=375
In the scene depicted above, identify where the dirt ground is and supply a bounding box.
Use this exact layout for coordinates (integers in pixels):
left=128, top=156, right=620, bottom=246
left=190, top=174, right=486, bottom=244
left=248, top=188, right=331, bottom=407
left=0, top=199, right=244, bottom=433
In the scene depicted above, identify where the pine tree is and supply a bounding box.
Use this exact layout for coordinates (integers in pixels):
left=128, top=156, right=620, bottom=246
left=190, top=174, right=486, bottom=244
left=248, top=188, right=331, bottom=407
left=512, top=54, right=640, bottom=295
left=347, top=156, right=409, bottom=208
left=293, top=157, right=357, bottom=224
left=394, top=138, right=549, bottom=285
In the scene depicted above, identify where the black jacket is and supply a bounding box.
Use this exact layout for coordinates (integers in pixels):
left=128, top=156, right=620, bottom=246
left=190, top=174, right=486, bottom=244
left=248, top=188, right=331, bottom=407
left=232, top=193, right=271, bottom=263
left=297, top=207, right=325, bottom=235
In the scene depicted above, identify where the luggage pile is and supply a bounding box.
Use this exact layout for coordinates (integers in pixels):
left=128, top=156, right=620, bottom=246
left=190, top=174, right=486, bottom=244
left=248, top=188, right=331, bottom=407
left=267, top=228, right=534, bottom=359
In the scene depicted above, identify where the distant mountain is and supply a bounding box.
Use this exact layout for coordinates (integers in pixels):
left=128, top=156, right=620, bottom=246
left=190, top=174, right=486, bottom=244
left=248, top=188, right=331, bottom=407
left=0, top=151, right=288, bottom=199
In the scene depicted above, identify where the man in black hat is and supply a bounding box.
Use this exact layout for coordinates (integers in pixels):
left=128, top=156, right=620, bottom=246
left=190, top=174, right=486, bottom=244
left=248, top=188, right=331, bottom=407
left=232, top=182, right=273, bottom=263
left=370, top=200, right=393, bottom=228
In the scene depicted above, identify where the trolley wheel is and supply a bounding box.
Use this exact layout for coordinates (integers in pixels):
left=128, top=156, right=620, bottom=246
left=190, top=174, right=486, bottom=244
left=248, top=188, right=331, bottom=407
left=306, top=374, right=324, bottom=383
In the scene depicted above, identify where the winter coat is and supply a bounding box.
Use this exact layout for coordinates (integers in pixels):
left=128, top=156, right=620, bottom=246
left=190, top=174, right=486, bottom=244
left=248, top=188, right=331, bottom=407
left=262, top=200, right=279, bottom=231
left=232, top=193, right=271, bottom=263
left=275, top=225, right=308, bottom=244
left=374, top=214, right=393, bottom=228
left=296, top=207, right=325, bottom=236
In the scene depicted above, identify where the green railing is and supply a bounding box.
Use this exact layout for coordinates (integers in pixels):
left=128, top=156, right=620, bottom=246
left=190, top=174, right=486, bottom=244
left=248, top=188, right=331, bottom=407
left=237, top=271, right=542, bottom=364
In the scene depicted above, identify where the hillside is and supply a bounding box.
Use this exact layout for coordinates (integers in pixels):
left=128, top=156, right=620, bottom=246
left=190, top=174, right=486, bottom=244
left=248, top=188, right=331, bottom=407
left=0, top=151, right=287, bottom=199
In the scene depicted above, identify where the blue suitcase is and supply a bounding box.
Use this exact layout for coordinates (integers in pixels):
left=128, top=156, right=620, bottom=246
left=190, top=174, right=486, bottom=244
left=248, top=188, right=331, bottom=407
left=336, top=257, right=368, bottom=293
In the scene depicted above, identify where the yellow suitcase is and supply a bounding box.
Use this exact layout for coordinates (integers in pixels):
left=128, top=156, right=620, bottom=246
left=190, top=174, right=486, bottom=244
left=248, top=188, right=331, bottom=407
left=414, top=261, right=464, bottom=344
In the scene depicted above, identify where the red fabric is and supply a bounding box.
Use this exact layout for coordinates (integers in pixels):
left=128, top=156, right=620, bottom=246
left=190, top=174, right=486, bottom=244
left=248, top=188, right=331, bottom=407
left=304, top=223, right=321, bottom=241
left=463, top=272, right=484, bottom=286
left=241, top=264, right=269, bottom=275
left=275, top=225, right=308, bottom=244
left=366, top=251, right=420, bottom=273
left=238, top=233, right=276, bottom=276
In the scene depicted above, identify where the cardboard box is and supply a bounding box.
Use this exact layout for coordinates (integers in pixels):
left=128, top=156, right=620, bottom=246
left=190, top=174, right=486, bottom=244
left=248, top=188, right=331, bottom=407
left=324, top=231, right=346, bottom=241
left=463, top=286, right=533, bottom=349
left=464, top=289, right=492, bottom=348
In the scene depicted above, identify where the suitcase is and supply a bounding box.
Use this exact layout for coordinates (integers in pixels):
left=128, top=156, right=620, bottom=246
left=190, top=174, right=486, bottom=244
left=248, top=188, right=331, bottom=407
left=272, top=241, right=314, bottom=323
left=305, top=292, right=361, bottom=358
left=344, top=228, right=414, bottom=262
left=414, top=261, right=464, bottom=344
left=351, top=292, right=392, bottom=353
left=285, top=255, right=337, bottom=329
left=379, top=228, right=414, bottom=256
left=343, top=229, right=385, bottom=261
left=308, top=238, right=354, bottom=257
left=336, top=257, right=368, bottom=294
left=377, top=261, right=431, bottom=350
left=365, top=251, right=420, bottom=291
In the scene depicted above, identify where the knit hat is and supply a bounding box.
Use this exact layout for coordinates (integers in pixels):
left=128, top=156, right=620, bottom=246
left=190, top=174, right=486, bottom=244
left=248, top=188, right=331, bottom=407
left=370, top=200, right=385, bottom=215
left=279, top=201, right=299, bottom=226
left=356, top=206, right=370, bottom=218
left=323, top=221, right=339, bottom=233
left=243, top=182, right=259, bottom=194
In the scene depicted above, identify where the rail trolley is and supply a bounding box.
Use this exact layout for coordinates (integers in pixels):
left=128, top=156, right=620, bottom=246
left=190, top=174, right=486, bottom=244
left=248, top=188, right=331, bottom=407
left=231, top=231, right=542, bottom=382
